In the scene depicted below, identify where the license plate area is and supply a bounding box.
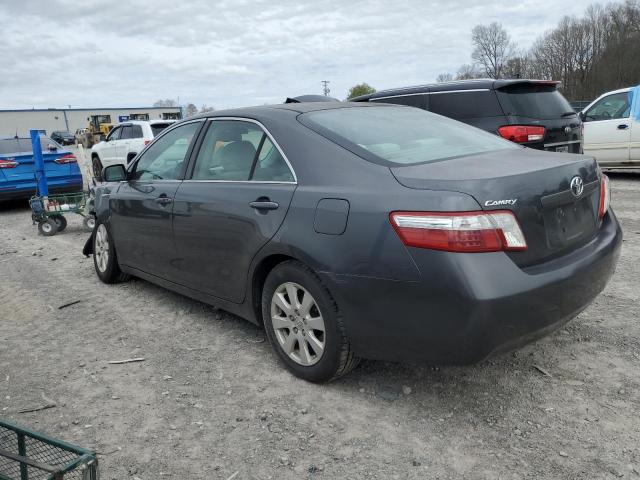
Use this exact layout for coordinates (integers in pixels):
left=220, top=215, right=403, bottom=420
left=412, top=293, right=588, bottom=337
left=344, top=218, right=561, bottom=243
left=543, top=198, right=596, bottom=248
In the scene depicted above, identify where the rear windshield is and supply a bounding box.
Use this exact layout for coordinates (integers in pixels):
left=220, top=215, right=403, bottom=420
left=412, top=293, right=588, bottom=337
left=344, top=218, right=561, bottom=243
left=0, top=137, right=59, bottom=155
left=497, top=84, right=574, bottom=119
left=151, top=123, right=173, bottom=137
left=299, top=106, right=517, bottom=166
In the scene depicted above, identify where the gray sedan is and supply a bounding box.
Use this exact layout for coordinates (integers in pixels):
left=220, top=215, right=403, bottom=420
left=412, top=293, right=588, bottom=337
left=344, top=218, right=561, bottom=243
left=84, top=103, right=622, bottom=383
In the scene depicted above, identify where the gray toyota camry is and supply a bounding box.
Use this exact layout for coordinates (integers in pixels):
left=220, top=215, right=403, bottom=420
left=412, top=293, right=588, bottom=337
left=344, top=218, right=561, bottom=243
left=84, top=102, right=622, bottom=383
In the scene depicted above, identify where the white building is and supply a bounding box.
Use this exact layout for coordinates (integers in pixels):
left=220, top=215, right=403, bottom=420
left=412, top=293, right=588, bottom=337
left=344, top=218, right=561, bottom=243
left=0, top=107, right=183, bottom=137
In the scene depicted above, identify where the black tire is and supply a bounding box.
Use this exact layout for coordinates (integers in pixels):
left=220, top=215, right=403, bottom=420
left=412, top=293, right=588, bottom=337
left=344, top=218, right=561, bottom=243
left=92, top=156, right=103, bottom=181
left=262, top=260, right=359, bottom=383
left=83, top=215, right=96, bottom=232
left=38, top=219, right=58, bottom=236
left=50, top=215, right=67, bottom=232
left=93, top=222, right=129, bottom=284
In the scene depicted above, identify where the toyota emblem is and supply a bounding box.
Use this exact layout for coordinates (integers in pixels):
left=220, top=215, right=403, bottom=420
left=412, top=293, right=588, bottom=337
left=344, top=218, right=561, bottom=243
left=564, top=126, right=572, bottom=133
left=570, top=176, right=584, bottom=197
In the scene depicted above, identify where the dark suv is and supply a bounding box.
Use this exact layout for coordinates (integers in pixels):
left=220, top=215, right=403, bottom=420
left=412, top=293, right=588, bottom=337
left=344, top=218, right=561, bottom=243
left=352, top=79, right=583, bottom=153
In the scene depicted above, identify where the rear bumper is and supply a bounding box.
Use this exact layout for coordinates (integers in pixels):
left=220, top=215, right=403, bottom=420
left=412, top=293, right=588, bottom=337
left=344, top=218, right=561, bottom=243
left=320, top=210, right=622, bottom=364
left=0, top=178, right=84, bottom=201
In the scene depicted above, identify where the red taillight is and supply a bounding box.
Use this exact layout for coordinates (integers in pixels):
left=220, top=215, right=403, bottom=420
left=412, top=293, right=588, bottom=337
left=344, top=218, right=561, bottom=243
left=389, top=211, right=527, bottom=253
left=54, top=154, right=77, bottom=164
left=497, top=125, right=546, bottom=143
left=0, top=158, right=18, bottom=169
left=598, top=174, right=610, bottom=219
left=144, top=140, right=151, bottom=145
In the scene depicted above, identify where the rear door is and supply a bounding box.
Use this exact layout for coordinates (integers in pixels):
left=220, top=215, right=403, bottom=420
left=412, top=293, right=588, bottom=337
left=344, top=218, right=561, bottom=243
left=496, top=82, right=582, bottom=153
left=582, top=91, right=632, bottom=165
left=109, top=121, right=203, bottom=278
left=172, top=118, right=296, bottom=303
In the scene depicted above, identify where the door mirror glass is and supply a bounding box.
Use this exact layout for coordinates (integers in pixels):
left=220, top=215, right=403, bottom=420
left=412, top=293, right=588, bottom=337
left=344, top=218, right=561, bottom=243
left=103, top=164, right=127, bottom=182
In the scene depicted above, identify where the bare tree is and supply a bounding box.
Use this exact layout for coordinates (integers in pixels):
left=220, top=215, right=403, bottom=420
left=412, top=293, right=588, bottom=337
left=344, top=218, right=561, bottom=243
left=471, top=22, right=515, bottom=78
left=455, top=64, right=482, bottom=80
left=153, top=99, right=178, bottom=107
left=436, top=73, right=454, bottom=82
left=200, top=104, right=215, bottom=113
left=185, top=103, right=198, bottom=117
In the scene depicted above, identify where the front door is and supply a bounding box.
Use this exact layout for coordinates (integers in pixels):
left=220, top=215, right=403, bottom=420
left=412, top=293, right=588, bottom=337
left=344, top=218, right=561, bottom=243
left=109, top=121, right=203, bottom=278
left=101, top=126, right=121, bottom=165
left=583, top=91, right=632, bottom=165
left=172, top=119, right=297, bottom=303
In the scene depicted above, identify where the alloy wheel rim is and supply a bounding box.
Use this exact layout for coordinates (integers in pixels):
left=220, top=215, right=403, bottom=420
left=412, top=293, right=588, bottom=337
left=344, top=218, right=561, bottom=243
left=271, top=282, right=326, bottom=366
left=95, top=224, right=109, bottom=273
left=42, top=223, right=52, bottom=233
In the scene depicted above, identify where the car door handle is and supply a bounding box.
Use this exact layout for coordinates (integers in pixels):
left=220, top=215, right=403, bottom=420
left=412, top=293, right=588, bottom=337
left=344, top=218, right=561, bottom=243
left=617, top=124, right=629, bottom=130
left=249, top=200, right=279, bottom=211
left=155, top=196, right=173, bottom=205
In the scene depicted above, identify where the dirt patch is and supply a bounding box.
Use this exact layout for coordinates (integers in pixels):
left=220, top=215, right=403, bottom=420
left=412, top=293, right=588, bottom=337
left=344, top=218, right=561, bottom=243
left=1, top=153, right=639, bottom=479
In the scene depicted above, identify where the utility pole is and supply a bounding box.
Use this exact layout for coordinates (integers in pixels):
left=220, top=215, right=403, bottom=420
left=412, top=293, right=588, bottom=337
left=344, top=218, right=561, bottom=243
left=321, top=80, right=330, bottom=96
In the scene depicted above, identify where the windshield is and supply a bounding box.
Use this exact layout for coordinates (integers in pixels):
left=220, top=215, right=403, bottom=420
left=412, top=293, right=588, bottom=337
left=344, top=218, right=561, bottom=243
left=300, top=106, right=518, bottom=166
left=0, top=137, right=59, bottom=155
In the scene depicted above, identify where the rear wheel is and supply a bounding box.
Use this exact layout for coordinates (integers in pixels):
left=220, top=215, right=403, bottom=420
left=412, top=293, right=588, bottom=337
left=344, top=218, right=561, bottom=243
left=93, top=223, right=129, bottom=283
left=262, top=260, right=359, bottom=383
left=38, top=219, right=58, bottom=236
left=50, top=215, right=67, bottom=232
left=92, top=156, right=103, bottom=181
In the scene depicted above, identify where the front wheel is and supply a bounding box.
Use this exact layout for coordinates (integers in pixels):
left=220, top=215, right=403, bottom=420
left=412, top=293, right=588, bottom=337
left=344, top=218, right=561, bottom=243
left=262, top=260, right=359, bottom=383
left=93, top=223, right=129, bottom=284
left=92, top=156, right=103, bottom=181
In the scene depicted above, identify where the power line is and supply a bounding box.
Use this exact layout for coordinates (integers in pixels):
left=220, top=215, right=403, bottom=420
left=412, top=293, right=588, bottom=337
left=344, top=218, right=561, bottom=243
left=321, top=80, right=330, bottom=96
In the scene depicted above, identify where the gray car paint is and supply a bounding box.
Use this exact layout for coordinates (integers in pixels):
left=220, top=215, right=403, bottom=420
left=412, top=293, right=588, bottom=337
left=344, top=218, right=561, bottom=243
left=86, top=102, right=622, bottom=364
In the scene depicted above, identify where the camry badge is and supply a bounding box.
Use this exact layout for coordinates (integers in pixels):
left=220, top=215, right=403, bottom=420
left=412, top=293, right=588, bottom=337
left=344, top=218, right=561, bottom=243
left=484, top=199, right=517, bottom=207
left=570, top=176, right=584, bottom=197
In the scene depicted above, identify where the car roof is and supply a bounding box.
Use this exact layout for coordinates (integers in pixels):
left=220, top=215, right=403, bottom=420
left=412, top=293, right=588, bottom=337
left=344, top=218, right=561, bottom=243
left=186, top=101, right=392, bottom=121
left=350, top=79, right=561, bottom=101
left=116, top=119, right=177, bottom=126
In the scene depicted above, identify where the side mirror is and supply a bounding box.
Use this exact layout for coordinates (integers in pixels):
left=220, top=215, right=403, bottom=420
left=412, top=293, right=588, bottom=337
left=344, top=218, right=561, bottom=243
left=103, top=164, right=127, bottom=182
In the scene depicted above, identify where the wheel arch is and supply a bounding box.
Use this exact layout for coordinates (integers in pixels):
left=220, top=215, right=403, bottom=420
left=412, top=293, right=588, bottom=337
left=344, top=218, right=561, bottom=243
left=250, top=253, right=298, bottom=325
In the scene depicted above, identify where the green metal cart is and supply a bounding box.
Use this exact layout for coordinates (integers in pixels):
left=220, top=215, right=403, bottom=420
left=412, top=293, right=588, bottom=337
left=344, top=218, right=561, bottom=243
left=29, top=192, right=95, bottom=237
left=0, top=419, right=98, bottom=480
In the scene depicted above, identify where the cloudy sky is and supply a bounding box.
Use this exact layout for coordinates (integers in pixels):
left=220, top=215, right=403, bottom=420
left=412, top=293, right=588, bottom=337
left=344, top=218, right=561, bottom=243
left=1, top=0, right=596, bottom=110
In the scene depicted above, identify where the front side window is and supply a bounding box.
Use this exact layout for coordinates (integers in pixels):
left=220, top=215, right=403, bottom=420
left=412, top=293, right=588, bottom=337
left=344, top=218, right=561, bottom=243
left=584, top=92, right=631, bottom=121
left=191, top=120, right=294, bottom=182
left=106, top=127, right=121, bottom=141
left=131, top=122, right=201, bottom=181
left=300, top=106, right=517, bottom=166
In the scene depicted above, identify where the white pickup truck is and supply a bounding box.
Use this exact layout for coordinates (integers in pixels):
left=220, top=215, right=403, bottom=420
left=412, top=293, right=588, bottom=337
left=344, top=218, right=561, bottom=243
left=581, top=85, right=640, bottom=168
left=90, top=120, right=175, bottom=179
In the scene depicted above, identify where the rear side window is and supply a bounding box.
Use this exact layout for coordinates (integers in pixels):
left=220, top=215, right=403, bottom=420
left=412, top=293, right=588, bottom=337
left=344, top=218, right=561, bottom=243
left=132, top=125, right=143, bottom=138
left=428, top=91, right=503, bottom=119
left=371, top=94, right=425, bottom=109
left=191, top=120, right=294, bottom=182
left=496, top=84, right=573, bottom=119
left=151, top=123, right=173, bottom=137
left=120, top=125, right=133, bottom=139
left=300, top=106, right=517, bottom=166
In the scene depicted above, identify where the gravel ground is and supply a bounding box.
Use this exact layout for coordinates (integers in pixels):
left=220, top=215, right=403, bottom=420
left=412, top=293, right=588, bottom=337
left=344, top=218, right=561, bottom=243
left=1, top=148, right=639, bottom=479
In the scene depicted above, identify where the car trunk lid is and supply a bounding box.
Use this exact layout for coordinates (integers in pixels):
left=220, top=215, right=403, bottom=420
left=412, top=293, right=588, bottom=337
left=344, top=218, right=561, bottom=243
left=390, top=148, right=601, bottom=267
